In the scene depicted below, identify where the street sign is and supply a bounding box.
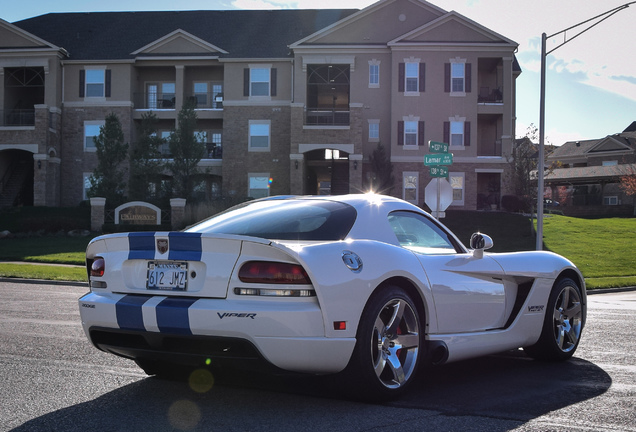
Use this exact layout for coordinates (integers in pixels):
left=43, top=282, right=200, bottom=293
left=428, top=141, right=449, bottom=154
left=424, top=153, right=453, bottom=166
left=425, top=178, right=453, bottom=218
left=429, top=166, right=448, bottom=177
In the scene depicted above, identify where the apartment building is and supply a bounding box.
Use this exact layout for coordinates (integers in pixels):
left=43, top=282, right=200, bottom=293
left=0, top=0, right=520, bottom=210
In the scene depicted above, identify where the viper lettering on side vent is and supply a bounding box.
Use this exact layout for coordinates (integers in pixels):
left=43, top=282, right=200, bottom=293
left=217, top=312, right=257, bottom=319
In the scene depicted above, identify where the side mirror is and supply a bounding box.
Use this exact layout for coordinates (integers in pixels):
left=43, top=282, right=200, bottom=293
left=470, top=233, right=493, bottom=258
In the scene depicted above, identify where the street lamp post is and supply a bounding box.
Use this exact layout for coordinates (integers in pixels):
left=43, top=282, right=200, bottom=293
left=536, top=2, right=635, bottom=250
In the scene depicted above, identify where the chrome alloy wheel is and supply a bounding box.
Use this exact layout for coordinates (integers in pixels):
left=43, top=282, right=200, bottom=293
left=370, top=298, right=420, bottom=389
left=552, top=284, right=583, bottom=353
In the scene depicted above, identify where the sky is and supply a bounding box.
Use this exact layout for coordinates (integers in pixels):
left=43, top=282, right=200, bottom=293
left=3, top=0, right=636, bottom=145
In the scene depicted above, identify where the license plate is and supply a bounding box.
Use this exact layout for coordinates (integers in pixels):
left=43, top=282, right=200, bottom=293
left=147, top=261, right=188, bottom=291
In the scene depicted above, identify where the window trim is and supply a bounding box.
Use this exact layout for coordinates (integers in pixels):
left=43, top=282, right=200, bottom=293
left=83, top=67, right=107, bottom=98
left=368, top=119, right=380, bottom=142
left=248, top=120, right=271, bottom=152
left=369, top=60, right=380, bottom=88
left=84, top=120, right=104, bottom=152
left=248, top=173, right=271, bottom=199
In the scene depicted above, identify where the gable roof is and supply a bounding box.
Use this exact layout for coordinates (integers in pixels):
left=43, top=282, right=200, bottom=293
left=12, top=9, right=358, bottom=60
left=549, top=135, right=635, bottom=160
left=0, top=18, right=63, bottom=52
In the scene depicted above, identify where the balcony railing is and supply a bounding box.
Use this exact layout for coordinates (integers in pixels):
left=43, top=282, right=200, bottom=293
left=160, top=143, right=222, bottom=160
left=305, top=108, right=350, bottom=126
left=1, top=109, right=35, bottom=126
left=477, top=87, right=503, bottom=104
left=185, top=93, right=224, bottom=110
left=478, top=140, right=502, bottom=157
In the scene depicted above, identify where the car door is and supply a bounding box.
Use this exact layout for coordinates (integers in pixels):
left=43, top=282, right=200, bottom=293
left=388, top=211, right=507, bottom=334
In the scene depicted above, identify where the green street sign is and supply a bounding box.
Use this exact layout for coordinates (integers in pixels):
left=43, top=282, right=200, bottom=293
left=428, top=141, right=449, bottom=154
left=429, top=166, right=448, bottom=177
left=424, top=153, right=453, bottom=166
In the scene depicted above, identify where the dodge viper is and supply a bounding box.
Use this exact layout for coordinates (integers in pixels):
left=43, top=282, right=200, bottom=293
left=79, top=194, right=586, bottom=399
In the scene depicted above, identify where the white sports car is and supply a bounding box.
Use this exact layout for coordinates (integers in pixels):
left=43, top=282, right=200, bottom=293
left=79, top=194, right=586, bottom=399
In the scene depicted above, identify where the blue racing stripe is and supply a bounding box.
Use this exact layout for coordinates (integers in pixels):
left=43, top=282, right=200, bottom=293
left=156, top=297, right=197, bottom=335
left=116, top=295, right=152, bottom=331
left=168, top=232, right=202, bottom=261
left=128, top=232, right=156, bottom=260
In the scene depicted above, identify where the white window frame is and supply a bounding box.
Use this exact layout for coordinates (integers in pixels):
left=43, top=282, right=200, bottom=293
left=250, top=66, right=271, bottom=98
left=248, top=173, right=270, bottom=199
left=85, top=68, right=105, bottom=98
left=84, top=121, right=104, bottom=152
left=603, top=196, right=618, bottom=205
left=194, top=82, right=208, bottom=106
left=402, top=171, right=419, bottom=204
left=249, top=120, right=271, bottom=152
left=369, top=60, right=380, bottom=88
left=450, top=120, right=464, bottom=148
left=368, top=119, right=380, bottom=142
left=404, top=120, right=418, bottom=148
left=405, top=62, right=419, bottom=93
left=449, top=58, right=467, bottom=96
left=449, top=172, right=465, bottom=206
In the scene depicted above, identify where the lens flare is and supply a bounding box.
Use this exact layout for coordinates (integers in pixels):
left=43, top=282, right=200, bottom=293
left=168, top=400, right=201, bottom=431
left=189, top=368, right=215, bottom=394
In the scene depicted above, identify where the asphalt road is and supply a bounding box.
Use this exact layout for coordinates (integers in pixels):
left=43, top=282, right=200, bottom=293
left=1, top=281, right=634, bottom=432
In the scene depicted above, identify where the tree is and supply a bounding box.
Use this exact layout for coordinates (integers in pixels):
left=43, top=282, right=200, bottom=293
left=129, top=112, right=166, bottom=203
left=167, top=100, right=206, bottom=201
left=88, top=113, right=128, bottom=205
left=619, top=164, right=636, bottom=197
left=367, top=143, right=395, bottom=194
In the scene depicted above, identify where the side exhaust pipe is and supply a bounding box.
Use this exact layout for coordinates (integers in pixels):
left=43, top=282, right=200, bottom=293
left=426, top=340, right=449, bottom=366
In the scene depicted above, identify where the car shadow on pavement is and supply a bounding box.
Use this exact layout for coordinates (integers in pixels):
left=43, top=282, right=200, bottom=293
left=11, top=350, right=611, bottom=431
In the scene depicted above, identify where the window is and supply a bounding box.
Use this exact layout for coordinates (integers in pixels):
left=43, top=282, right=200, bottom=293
left=85, top=69, right=105, bottom=97
left=147, top=83, right=175, bottom=109
left=368, top=120, right=380, bottom=142
left=603, top=196, right=618, bottom=205
left=404, top=121, right=418, bottom=147
left=602, top=160, right=618, bottom=166
left=248, top=174, right=270, bottom=199
left=403, top=172, right=419, bottom=204
left=405, top=63, right=419, bottom=92
left=250, top=68, right=270, bottom=96
left=450, top=173, right=465, bottom=205
left=84, top=121, right=104, bottom=151
left=451, top=63, right=465, bottom=92
left=194, top=82, right=208, bottom=106
left=388, top=211, right=458, bottom=254
left=249, top=121, right=270, bottom=151
left=450, top=121, right=464, bottom=147
left=369, top=62, right=380, bottom=88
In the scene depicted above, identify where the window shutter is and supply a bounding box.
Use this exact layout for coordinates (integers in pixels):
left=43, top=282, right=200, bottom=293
left=243, top=68, right=250, bottom=97
left=105, top=69, right=111, bottom=97
left=79, top=70, right=85, bottom=97
left=398, top=63, right=405, bottom=93
left=443, top=121, right=450, bottom=144
left=465, top=63, right=472, bottom=93
left=419, top=63, right=426, bottom=92
left=398, top=121, right=404, bottom=146
left=444, top=63, right=450, bottom=93
left=464, top=121, right=471, bottom=146
left=418, top=121, right=425, bottom=146
left=270, top=68, right=277, bottom=96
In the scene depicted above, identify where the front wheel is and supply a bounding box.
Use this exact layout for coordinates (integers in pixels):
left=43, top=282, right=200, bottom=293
left=344, top=285, right=423, bottom=400
left=524, top=277, right=584, bottom=361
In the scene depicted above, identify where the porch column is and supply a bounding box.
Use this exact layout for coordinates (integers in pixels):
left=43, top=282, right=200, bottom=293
left=90, top=197, right=106, bottom=232
left=32, top=154, right=47, bottom=206
left=171, top=198, right=187, bottom=230
left=175, top=65, right=185, bottom=111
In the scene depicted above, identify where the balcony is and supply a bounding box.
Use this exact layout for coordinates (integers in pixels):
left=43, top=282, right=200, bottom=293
left=185, top=92, right=224, bottom=110
left=1, top=109, right=35, bottom=127
left=478, top=140, right=502, bottom=157
left=134, top=93, right=176, bottom=110
left=477, top=86, right=503, bottom=104
left=305, top=108, right=350, bottom=126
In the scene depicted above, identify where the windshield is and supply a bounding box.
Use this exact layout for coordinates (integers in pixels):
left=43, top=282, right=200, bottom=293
left=188, top=199, right=357, bottom=241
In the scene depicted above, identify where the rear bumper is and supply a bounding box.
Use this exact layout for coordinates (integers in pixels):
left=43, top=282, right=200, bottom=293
left=79, top=292, right=355, bottom=374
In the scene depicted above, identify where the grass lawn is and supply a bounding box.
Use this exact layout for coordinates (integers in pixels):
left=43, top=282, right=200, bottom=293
left=0, top=212, right=635, bottom=290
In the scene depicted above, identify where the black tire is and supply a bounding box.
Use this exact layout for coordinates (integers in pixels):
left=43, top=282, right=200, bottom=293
left=344, top=285, right=423, bottom=400
left=524, top=277, right=584, bottom=361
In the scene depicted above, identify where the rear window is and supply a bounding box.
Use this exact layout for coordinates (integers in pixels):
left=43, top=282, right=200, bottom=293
left=188, top=199, right=357, bottom=241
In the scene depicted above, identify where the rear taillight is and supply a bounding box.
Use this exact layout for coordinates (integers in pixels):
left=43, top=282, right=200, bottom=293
left=238, top=261, right=310, bottom=284
left=90, top=257, right=105, bottom=277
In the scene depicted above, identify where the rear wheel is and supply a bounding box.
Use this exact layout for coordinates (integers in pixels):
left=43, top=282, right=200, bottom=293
left=345, top=285, right=423, bottom=400
left=524, top=277, right=583, bottom=361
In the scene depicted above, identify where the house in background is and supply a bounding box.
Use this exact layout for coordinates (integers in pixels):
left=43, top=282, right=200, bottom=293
left=544, top=122, right=636, bottom=216
left=0, top=0, right=520, bottom=210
